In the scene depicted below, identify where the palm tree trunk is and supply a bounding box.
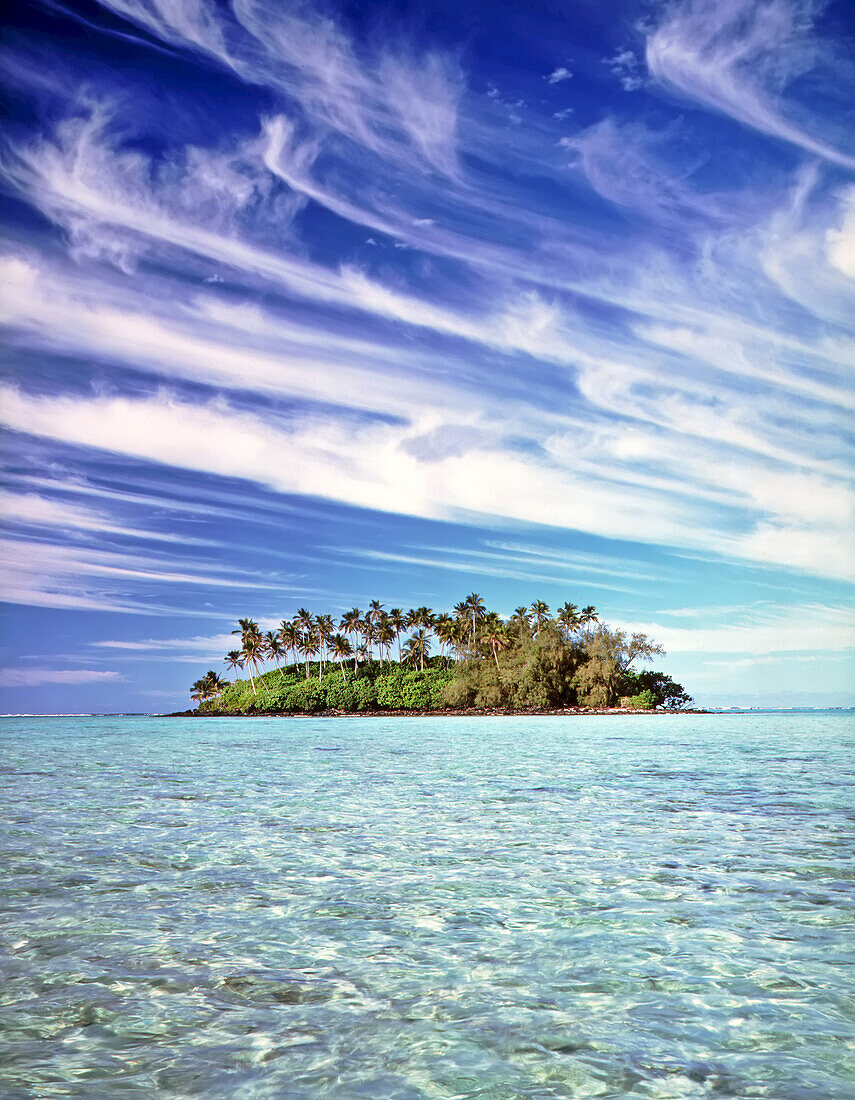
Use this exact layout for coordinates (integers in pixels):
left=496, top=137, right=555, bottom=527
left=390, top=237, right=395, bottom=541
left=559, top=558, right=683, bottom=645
left=258, top=661, right=271, bottom=698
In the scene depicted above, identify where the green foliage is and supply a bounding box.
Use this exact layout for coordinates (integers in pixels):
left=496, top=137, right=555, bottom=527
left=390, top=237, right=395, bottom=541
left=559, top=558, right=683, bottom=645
left=197, top=597, right=691, bottom=716
left=441, top=674, right=475, bottom=709
left=572, top=626, right=664, bottom=708
left=376, top=672, right=405, bottom=709
left=199, top=676, right=253, bottom=714
left=262, top=680, right=299, bottom=711
left=426, top=669, right=453, bottom=709
left=624, top=689, right=657, bottom=710
left=374, top=668, right=444, bottom=712
left=400, top=671, right=430, bottom=710
left=353, top=677, right=378, bottom=711
left=621, top=670, right=692, bottom=709
left=282, top=679, right=325, bottom=713
left=325, top=681, right=357, bottom=711
left=445, top=622, right=579, bottom=710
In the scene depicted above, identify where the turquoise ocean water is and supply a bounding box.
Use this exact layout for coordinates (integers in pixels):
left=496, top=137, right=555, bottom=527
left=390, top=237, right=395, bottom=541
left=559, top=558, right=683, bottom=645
left=1, top=713, right=853, bottom=1098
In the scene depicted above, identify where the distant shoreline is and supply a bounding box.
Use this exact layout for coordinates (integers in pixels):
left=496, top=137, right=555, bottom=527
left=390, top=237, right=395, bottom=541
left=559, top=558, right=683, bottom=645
left=166, top=707, right=712, bottom=718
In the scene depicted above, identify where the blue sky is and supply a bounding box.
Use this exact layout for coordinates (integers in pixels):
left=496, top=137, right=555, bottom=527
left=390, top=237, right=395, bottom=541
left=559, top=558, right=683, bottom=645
left=1, top=0, right=853, bottom=712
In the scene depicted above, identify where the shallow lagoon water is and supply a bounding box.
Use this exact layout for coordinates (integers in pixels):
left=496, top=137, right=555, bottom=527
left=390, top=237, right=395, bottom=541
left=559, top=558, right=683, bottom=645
left=1, top=712, right=853, bottom=1098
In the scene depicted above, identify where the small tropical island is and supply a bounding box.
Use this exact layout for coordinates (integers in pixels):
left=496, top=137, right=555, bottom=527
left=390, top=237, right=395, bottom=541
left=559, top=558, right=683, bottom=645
left=184, top=595, right=696, bottom=716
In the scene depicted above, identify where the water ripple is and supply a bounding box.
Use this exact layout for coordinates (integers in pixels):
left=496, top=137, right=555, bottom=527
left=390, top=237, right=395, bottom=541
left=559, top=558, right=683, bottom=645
left=1, top=712, right=853, bottom=1098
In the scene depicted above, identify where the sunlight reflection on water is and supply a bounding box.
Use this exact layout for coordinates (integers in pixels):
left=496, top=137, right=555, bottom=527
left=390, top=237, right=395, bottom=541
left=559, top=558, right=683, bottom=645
left=1, top=713, right=853, bottom=1098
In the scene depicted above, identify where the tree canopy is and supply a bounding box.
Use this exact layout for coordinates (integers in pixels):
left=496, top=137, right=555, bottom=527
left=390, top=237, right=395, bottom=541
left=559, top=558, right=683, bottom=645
left=189, top=593, right=692, bottom=715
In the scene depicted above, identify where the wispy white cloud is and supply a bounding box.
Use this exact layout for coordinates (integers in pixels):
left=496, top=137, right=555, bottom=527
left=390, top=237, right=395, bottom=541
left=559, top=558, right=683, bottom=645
left=0, top=526, right=298, bottom=614
left=645, top=0, right=855, bottom=169
left=826, top=185, right=855, bottom=278
left=758, top=167, right=855, bottom=327
left=607, top=47, right=645, bottom=92
left=331, top=547, right=640, bottom=594
left=547, top=67, right=573, bottom=85
left=0, top=667, right=123, bottom=687
left=2, top=378, right=853, bottom=582
left=0, top=0, right=852, bottom=627
left=0, top=108, right=586, bottom=361
left=90, top=620, right=284, bottom=662
left=0, top=251, right=458, bottom=422
left=0, top=487, right=216, bottom=545
left=561, top=117, right=731, bottom=226
left=615, top=602, right=855, bottom=656
left=93, top=0, right=463, bottom=175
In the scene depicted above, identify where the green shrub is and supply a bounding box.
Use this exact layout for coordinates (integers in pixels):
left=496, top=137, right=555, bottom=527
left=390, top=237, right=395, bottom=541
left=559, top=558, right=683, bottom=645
left=220, top=681, right=258, bottom=714
left=262, top=680, right=299, bottom=711
left=512, top=680, right=550, bottom=710
left=376, top=673, right=405, bottom=709
left=442, top=675, right=474, bottom=709
left=325, top=679, right=357, bottom=711
left=625, top=689, right=657, bottom=710
left=400, top=672, right=430, bottom=710
left=353, top=677, right=378, bottom=711
left=282, top=680, right=325, bottom=713
left=426, top=669, right=453, bottom=709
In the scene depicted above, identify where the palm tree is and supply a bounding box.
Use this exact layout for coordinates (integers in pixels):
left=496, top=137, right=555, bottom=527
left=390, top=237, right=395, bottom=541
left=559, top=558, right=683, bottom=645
left=387, top=608, right=406, bottom=663
left=232, top=617, right=259, bottom=639
left=556, top=602, right=580, bottom=637
left=434, top=614, right=454, bottom=664
left=530, top=600, right=550, bottom=632
left=360, top=617, right=375, bottom=664
left=377, top=617, right=395, bottom=666
left=413, top=607, right=435, bottom=639
left=401, top=637, right=419, bottom=670
left=464, top=593, right=486, bottom=648
left=224, top=650, right=244, bottom=678
left=367, top=600, right=385, bottom=655
left=300, top=631, right=320, bottom=680
left=511, top=606, right=532, bottom=629
left=340, top=608, right=362, bottom=669
left=316, top=614, right=334, bottom=676
left=265, top=631, right=284, bottom=678
left=295, top=607, right=315, bottom=635
left=231, top=618, right=264, bottom=691
left=206, top=671, right=228, bottom=696
left=450, top=619, right=468, bottom=661
left=241, top=633, right=265, bottom=695
left=329, top=633, right=353, bottom=682
left=481, top=617, right=508, bottom=670
left=191, top=668, right=228, bottom=704
left=279, top=619, right=300, bottom=672
left=580, top=605, right=598, bottom=630
left=406, top=628, right=431, bottom=672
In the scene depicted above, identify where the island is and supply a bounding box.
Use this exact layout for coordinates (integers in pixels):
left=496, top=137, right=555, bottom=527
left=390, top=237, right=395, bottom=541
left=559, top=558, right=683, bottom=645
left=184, top=595, right=695, bottom=716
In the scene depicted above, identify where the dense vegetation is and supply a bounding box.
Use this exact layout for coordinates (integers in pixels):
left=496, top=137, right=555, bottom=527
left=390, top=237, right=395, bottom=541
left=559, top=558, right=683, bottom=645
left=190, top=595, right=692, bottom=714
